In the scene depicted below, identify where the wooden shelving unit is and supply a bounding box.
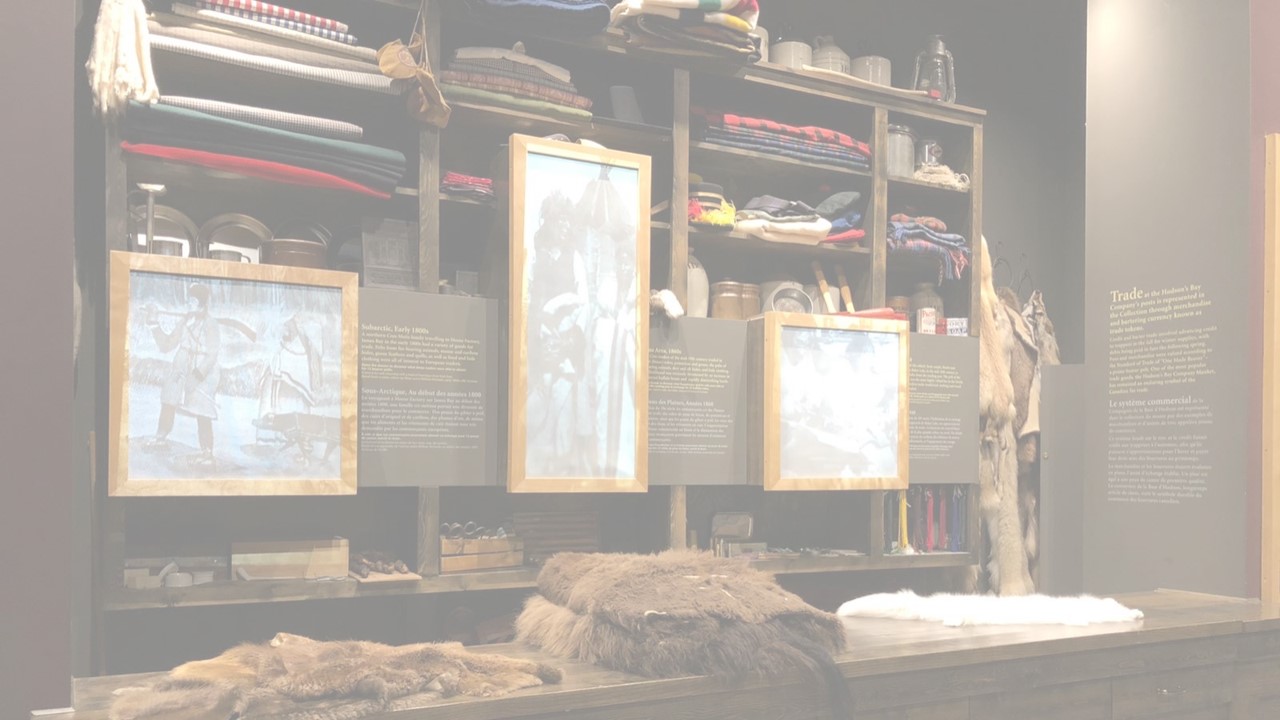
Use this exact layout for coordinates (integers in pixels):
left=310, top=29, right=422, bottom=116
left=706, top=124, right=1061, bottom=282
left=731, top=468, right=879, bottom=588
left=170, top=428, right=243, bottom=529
left=91, top=0, right=984, bottom=666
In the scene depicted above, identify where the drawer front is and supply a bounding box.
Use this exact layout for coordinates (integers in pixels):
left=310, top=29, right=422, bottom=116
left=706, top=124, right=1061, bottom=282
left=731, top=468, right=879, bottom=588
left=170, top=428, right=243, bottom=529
left=1233, top=658, right=1280, bottom=719
left=970, top=680, right=1111, bottom=720
left=1112, top=664, right=1234, bottom=719
left=858, top=699, right=970, bottom=720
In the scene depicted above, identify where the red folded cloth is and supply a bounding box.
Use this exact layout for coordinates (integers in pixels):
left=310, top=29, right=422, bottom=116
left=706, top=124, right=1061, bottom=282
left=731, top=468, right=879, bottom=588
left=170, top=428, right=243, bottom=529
left=443, top=171, right=493, bottom=186
left=698, top=110, right=871, bottom=155
left=203, top=0, right=348, bottom=32
left=821, top=228, right=866, bottom=244
left=121, top=143, right=390, bottom=199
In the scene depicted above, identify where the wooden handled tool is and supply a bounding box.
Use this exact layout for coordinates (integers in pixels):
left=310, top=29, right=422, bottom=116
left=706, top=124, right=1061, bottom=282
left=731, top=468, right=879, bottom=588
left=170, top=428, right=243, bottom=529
left=834, top=264, right=855, bottom=312
left=811, top=261, right=837, bottom=313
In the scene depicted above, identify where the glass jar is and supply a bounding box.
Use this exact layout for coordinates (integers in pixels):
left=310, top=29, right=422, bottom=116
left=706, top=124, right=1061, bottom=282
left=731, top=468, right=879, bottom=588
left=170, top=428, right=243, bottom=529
left=887, top=124, right=916, bottom=178
left=711, top=281, right=745, bottom=319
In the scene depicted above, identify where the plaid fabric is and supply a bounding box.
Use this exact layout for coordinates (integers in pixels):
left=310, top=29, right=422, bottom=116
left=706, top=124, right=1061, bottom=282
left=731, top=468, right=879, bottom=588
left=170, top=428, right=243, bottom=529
left=159, top=96, right=364, bottom=141
left=700, top=110, right=870, bottom=154
left=197, top=2, right=358, bottom=44
left=447, top=60, right=578, bottom=93
left=704, top=126, right=869, bottom=164
left=443, top=171, right=493, bottom=186
left=701, top=135, right=871, bottom=172
left=440, top=70, right=593, bottom=109
left=149, top=35, right=400, bottom=94
left=171, top=4, right=376, bottom=61
left=886, top=240, right=969, bottom=281
left=202, top=0, right=349, bottom=33
left=149, top=18, right=377, bottom=73
left=889, top=213, right=948, bottom=233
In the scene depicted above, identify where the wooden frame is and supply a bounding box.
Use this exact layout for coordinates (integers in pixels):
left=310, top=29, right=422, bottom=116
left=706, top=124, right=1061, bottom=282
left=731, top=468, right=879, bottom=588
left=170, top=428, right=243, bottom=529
left=507, top=135, right=651, bottom=493
left=108, top=251, right=359, bottom=496
left=1264, top=134, right=1280, bottom=604
left=761, top=312, right=909, bottom=491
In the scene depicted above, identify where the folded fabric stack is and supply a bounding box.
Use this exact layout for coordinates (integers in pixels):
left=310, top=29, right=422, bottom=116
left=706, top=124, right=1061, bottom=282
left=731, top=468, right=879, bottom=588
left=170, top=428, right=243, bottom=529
left=441, top=171, right=495, bottom=201
left=121, top=100, right=406, bottom=198
left=887, top=212, right=972, bottom=280
left=611, top=0, right=762, bottom=60
left=441, top=46, right=593, bottom=122
left=699, top=111, right=872, bottom=173
left=461, top=0, right=612, bottom=38
left=196, top=0, right=358, bottom=45
left=734, top=195, right=832, bottom=245
left=153, top=4, right=394, bottom=93
left=816, top=191, right=866, bottom=245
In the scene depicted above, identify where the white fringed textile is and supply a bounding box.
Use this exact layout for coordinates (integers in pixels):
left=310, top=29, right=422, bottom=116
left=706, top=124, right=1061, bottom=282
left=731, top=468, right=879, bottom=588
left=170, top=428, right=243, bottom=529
left=87, top=0, right=160, bottom=116
left=837, top=590, right=1144, bottom=627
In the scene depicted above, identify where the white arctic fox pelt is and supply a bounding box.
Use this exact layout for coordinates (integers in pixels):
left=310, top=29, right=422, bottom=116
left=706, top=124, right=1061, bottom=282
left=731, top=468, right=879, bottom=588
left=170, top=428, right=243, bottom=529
left=837, top=590, right=1144, bottom=627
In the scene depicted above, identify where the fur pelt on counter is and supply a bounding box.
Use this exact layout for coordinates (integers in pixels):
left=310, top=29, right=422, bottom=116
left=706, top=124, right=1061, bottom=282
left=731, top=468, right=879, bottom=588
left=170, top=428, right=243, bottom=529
left=109, top=632, right=562, bottom=720
left=516, top=551, right=853, bottom=717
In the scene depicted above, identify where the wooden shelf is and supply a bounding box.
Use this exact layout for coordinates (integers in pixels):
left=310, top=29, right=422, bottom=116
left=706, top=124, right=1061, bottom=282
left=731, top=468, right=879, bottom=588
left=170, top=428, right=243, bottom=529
left=689, top=227, right=871, bottom=259
left=751, top=552, right=973, bottom=576
left=690, top=141, right=871, bottom=181
left=103, top=568, right=540, bottom=611
left=889, top=175, right=971, bottom=194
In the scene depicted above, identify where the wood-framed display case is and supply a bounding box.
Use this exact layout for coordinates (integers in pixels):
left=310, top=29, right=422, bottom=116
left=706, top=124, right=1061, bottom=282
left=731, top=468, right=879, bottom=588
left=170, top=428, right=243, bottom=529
left=506, top=135, right=651, bottom=494
left=108, top=251, right=359, bottom=497
left=758, top=312, right=909, bottom=492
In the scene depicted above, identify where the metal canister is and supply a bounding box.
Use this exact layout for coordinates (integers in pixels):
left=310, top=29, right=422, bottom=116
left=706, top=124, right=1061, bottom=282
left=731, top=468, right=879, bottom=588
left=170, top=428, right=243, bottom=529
left=887, top=124, right=916, bottom=177
left=740, top=283, right=761, bottom=318
left=711, top=281, right=745, bottom=320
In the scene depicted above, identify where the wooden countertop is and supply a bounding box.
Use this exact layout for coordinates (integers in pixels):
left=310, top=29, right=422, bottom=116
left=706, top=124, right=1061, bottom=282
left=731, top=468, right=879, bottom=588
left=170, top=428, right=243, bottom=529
left=49, top=590, right=1280, bottom=720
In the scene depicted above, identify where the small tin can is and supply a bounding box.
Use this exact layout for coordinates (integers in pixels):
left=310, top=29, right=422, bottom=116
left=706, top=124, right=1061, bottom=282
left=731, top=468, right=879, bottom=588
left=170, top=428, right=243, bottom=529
left=917, top=307, right=938, bottom=334
left=711, top=281, right=745, bottom=320
left=946, top=318, right=969, bottom=336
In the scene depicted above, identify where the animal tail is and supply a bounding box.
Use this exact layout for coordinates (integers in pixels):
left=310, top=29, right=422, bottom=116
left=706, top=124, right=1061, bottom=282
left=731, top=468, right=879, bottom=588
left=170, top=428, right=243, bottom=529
left=783, top=633, right=856, bottom=720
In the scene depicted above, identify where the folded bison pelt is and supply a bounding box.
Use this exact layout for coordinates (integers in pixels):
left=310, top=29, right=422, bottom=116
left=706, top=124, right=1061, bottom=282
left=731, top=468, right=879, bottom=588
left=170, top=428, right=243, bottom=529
left=516, top=551, right=853, bottom=717
left=110, top=632, right=562, bottom=720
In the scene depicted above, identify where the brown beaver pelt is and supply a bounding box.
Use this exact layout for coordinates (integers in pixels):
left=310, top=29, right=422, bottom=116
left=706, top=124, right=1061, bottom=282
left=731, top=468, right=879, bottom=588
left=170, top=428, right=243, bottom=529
left=109, top=632, right=562, bottom=720
left=516, top=551, right=853, bottom=717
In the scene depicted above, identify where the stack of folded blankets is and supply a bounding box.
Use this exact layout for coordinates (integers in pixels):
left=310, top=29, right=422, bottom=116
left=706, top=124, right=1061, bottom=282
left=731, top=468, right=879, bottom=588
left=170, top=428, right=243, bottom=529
left=698, top=112, right=872, bottom=173
left=441, top=171, right=495, bottom=202
left=121, top=100, right=407, bottom=198
left=611, top=0, right=762, bottom=60
left=440, top=46, right=593, bottom=122
left=151, top=3, right=398, bottom=94
left=815, top=191, right=866, bottom=246
left=461, top=0, right=612, bottom=38
left=734, top=195, right=832, bottom=245
left=887, top=213, right=971, bottom=280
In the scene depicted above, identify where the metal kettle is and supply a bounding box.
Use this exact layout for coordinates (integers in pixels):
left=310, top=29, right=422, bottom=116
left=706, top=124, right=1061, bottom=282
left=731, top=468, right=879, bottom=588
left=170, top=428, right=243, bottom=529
left=912, top=34, right=956, bottom=103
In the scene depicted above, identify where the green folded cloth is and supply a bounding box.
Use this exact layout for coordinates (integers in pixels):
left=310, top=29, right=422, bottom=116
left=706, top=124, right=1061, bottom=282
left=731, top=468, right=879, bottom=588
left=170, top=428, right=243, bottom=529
left=441, top=83, right=593, bottom=122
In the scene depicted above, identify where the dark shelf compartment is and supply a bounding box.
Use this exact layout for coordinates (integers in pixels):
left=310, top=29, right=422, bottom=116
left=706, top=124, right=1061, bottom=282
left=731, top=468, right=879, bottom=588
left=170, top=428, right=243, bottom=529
left=446, top=102, right=672, bottom=150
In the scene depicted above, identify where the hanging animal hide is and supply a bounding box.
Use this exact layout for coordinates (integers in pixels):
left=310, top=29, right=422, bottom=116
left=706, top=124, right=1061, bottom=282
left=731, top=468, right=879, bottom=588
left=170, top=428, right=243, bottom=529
left=109, top=632, right=562, bottom=720
left=974, top=237, right=1033, bottom=596
left=1016, top=290, right=1063, bottom=589
left=516, top=551, right=854, bottom=718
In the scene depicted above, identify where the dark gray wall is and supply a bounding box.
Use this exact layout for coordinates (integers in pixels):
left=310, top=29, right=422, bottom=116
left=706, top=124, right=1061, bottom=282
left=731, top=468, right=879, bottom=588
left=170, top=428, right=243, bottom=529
left=0, top=0, right=76, bottom=716
left=1084, top=0, right=1251, bottom=595
left=784, top=0, right=1086, bottom=361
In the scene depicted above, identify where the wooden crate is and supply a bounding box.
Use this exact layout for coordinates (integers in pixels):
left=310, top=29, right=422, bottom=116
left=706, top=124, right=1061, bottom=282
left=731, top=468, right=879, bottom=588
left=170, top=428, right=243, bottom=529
left=440, top=536, right=524, bottom=574
left=231, top=538, right=348, bottom=581
left=511, top=512, right=600, bottom=564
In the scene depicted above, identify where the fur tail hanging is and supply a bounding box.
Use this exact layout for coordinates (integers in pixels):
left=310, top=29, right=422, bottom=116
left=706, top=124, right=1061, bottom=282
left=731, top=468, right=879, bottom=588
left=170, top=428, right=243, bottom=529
left=780, top=634, right=856, bottom=720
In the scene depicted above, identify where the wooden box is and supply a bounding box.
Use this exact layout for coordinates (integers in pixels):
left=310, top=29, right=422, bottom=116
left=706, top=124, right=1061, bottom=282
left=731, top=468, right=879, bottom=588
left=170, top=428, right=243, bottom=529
left=440, top=536, right=524, bottom=574
left=231, top=538, right=349, bottom=581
